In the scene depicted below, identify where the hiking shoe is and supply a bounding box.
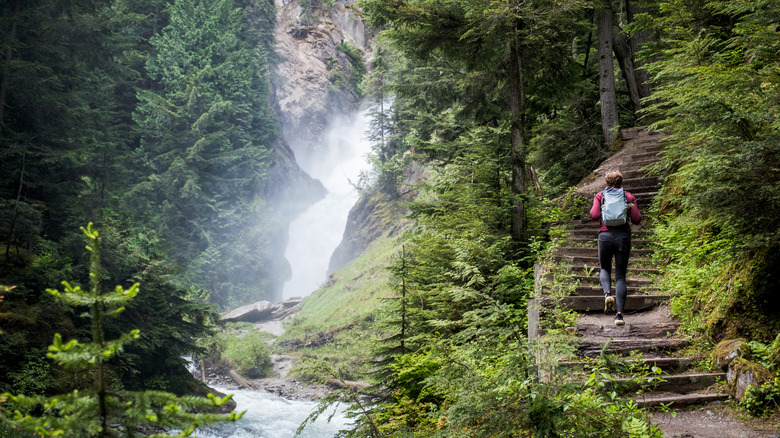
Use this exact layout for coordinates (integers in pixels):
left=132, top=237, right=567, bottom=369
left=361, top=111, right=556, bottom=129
left=604, top=294, right=616, bottom=314
left=615, top=313, right=625, bottom=326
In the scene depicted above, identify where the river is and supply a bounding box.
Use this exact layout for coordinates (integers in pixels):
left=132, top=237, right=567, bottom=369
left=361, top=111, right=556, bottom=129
left=192, top=386, right=350, bottom=437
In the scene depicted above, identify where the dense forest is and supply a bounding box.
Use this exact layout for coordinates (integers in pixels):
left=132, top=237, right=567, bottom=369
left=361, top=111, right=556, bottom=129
left=0, top=0, right=290, bottom=434
left=306, top=0, right=780, bottom=436
left=1, top=0, right=780, bottom=436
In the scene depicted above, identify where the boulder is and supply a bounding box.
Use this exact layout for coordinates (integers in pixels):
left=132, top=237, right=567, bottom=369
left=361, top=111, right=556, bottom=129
left=221, top=301, right=277, bottom=323
left=726, top=357, right=773, bottom=401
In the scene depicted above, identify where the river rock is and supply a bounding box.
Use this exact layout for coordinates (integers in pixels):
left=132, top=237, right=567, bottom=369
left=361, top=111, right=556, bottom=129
left=221, top=301, right=277, bottom=323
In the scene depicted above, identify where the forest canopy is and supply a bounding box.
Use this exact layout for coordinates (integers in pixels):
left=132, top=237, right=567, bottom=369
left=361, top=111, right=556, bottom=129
left=0, top=0, right=282, bottom=401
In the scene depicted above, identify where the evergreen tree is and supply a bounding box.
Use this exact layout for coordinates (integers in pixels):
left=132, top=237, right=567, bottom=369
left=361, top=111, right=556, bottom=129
left=638, top=0, right=780, bottom=338
left=360, top=0, right=589, bottom=239
left=132, top=0, right=277, bottom=307
left=0, top=224, right=241, bottom=437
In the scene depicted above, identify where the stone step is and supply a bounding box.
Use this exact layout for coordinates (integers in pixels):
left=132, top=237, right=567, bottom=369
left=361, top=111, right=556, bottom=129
left=564, top=238, right=653, bottom=249
left=627, top=150, right=661, bottom=161
left=563, top=229, right=650, bottom=239
left=560, top=357, right=694, bottom=374
left=561, top=275, right=654, bottom=287
left=578, top=337, right=690, bottom=357
left=554, top=247, right=654, bottom=258
left=625, top=158, right=659, bottom=169
left=637, top=357, right=693, bottom=373
left=621, top=168, right=656, bottom=180
left=634, top=392, right=731, bottom=409
left=562, top=220, right=653, bottom=232
left=572, top=285, right=660, bottom=296
left=559, top=294, right=667, bottom=313
left=623, top=175, right=660, bottom=185
left=552, top=255, right=653, bottom=266
left=557, top=264, right=660, bottom=276
left=623, top=183, right=660, bottom=194
left=576, top=322, right=678, bottom=338
left=623, top=183, right=660, bottom=193
left=617, top=372, right=727, bottom=394
left=625, top=145, right=664, bottom=157
left=634, top=192, right=659, bottom=202
left=603, top=159, right=659, bottom=175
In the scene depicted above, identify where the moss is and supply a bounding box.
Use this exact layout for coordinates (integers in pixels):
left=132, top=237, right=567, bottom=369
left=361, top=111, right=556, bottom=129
left=729, top=357, right=773, bottom=398
left=714, top=338, right=751, bottom=369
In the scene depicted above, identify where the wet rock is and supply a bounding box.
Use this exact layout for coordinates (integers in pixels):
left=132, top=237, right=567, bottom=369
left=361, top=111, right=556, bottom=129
left=221, top=301, right=276, bottom=323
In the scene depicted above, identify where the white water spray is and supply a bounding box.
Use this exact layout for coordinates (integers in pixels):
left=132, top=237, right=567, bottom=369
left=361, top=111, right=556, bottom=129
left=282, top=110, right=372, bottom=299
left=192, top=386, right=349, bottom=437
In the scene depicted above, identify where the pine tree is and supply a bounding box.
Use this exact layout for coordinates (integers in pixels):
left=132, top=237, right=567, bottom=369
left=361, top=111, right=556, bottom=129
left=0, top=224, right=241, bottom=437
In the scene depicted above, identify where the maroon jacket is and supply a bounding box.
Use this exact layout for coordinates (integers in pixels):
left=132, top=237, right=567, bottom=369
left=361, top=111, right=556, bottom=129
left=590, top=189, right=642, bottom=233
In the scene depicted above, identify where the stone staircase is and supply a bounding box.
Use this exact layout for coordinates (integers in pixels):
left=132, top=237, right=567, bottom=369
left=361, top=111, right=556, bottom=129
left=533, top=127, right=731, bottom=409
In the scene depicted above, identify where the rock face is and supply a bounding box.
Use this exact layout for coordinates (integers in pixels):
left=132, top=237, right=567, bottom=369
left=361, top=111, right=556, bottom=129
left=329, top=160, right=426, bottom=273
left=726, top=357, right=773, bottom=401
left=263, top=0, right=372, bottom=300
left=272, top=0, right=371, bottom=161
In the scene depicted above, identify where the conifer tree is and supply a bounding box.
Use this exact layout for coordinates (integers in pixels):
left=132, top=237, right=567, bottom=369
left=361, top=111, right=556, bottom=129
left=132, top=0, right=277, bottom=306
left=0, top=224, right=241, bottom=437
left=359, top=0, right=587, bottom=240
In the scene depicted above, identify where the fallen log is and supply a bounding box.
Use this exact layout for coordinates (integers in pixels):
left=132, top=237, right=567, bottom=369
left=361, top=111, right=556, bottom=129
left=229, top=369, right=259, bottom=390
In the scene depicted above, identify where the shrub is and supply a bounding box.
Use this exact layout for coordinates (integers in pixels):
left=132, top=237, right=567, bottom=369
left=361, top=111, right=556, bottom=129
left=219, top=330, right=273, bottom=378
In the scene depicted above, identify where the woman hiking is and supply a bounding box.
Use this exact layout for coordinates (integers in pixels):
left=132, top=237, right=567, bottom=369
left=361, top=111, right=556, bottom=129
left=590, top=171, right=642, bottom=326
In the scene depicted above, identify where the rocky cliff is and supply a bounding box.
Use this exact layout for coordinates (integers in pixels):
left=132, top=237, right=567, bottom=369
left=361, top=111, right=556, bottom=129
left=264, top=0, right=373, bottom=299
left=272, top=0, right=371, bottom=161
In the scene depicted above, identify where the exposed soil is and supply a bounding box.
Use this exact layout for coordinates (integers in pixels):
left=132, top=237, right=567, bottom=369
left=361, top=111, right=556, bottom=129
left=652, top=404, right=780, bottom=437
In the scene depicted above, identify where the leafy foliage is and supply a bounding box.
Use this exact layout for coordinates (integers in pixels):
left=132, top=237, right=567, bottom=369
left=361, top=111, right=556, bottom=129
left=217, top=329, right=273, bottom=378
left=131, top=0, right=277, bottom=307
left=641, top=0, right=780, bottom=341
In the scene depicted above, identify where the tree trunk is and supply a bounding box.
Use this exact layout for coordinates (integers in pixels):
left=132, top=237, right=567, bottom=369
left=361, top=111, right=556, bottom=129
left=508, top=33, right=526, bottom=241
left=626, top=0, right=655, bottom=101
left=612, top=26, right=642, bottom=112
left=597, top=8, right=621, bottom=146
left=5, top=148, right=25, bottom=261
left=0, top=0, right=20, bottom=131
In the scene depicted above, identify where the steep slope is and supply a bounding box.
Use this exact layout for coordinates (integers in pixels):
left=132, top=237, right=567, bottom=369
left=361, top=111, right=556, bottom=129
left=535, top=127, right=731, bottom=408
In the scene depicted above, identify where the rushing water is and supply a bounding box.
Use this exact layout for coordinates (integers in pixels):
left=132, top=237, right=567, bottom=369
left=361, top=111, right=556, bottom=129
left=282, top=110, right=372, bottom=299
left=192, top=386, right=349, bottom=438
left=194, top=111, right=371, bottom=436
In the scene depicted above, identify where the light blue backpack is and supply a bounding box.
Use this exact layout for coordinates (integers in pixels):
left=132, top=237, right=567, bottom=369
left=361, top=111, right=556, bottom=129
left=601, top=187, right=629, bottom=227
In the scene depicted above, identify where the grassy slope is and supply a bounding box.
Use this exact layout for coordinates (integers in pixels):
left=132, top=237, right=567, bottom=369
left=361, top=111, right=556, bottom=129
left=274, top=224, right=408, bottom=379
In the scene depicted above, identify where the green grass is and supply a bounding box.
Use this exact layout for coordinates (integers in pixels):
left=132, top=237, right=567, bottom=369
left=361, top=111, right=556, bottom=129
left=274, top=225, right=409, bottom=379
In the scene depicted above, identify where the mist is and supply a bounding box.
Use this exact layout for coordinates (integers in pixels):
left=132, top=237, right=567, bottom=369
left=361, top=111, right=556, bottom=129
left=281, top=110, right=373, bottom=299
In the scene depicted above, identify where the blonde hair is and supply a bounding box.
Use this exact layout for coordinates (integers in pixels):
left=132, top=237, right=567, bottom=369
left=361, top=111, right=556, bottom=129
left=605, top=171, right=623, bottom=188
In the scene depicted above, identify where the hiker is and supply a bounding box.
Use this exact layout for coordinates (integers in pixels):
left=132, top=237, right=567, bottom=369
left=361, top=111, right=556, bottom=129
left=590, top=171, right=642, bottom=326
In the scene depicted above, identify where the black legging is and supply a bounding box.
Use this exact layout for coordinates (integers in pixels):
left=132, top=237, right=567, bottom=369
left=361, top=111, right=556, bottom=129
left=598, top=231, right=632, bottom=313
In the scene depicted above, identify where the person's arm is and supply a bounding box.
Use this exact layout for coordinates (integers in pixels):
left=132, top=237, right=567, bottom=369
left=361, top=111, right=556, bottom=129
left=627, top=192, right=642, bottom=225
left=590, top=193, right=602, bottom=221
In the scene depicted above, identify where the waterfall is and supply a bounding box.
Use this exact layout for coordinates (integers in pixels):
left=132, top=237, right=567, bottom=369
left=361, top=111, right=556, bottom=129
left=282, top=110, right=372, bottom=299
